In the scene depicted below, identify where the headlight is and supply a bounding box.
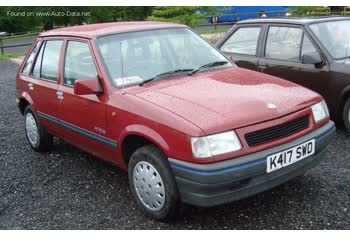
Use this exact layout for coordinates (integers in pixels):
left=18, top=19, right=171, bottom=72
left=311, top=100, right=329, bottom=123
left=191, top=131, right=242, bottom=158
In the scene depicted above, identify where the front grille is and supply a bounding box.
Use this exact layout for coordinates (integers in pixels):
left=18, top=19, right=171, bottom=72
left=245, top=115, right=310, bottom=147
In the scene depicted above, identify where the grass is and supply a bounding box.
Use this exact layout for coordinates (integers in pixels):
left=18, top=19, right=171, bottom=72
left=197, top=29, right=229, bottom=34
left=1, top=33, right=38, bottom=42
left=0, top=52, right=26, bottom=60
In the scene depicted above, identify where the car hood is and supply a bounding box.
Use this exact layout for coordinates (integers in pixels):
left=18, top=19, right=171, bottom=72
left=127, top=67, right=321, bottom=135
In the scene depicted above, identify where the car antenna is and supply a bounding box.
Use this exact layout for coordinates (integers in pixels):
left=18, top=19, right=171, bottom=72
left=120, top=41, right=126, bottom=95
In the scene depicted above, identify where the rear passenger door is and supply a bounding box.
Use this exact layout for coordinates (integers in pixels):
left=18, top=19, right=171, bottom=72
left=57, top=39, right=112, bottom=160
left=28, top=39, right=64, bottom=135
left=257, top=25, right=330, bottom=97
left=218, top=25, right=263, bottom=70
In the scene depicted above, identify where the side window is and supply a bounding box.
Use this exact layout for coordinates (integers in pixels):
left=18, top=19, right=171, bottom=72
left=41, top=41, right=63, bottom=81
left=265, top=27, right=303, bottom=61
left=301, top=34, right=317, bottom=56
left=64, top=41, right=98, bottom=86
left=22, top=40, right=41, bottom=75
left=32, top=42, right=45, bottom=79
left=220, top=27, right=261, bottom=55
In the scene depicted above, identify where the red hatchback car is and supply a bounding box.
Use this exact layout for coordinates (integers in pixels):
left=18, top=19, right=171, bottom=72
left=16, top=22, right=335, bottom=220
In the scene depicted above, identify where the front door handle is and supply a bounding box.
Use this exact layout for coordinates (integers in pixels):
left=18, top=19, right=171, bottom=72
left=257, top=65, right=267, bottom=72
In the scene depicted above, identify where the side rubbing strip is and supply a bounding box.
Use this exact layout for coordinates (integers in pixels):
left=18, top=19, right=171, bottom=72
left=38, top=112, right=118, bottom=149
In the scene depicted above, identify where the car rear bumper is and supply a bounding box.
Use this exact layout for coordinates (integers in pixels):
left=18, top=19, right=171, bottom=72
left=169, top=121, right=335, bottom=207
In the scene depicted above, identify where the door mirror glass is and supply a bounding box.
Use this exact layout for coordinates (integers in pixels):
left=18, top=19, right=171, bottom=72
left=302, top=52, right=323, bottom=65
left=74, top=77, right=103, bottom=95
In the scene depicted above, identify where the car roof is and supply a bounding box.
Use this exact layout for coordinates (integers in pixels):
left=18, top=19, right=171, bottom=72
left=237, top=16, right=350, bottom=26
left=39, top=21, right=187, bottom=39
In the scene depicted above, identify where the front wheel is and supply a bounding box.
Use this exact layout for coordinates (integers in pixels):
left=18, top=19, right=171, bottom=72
left=128, top=145, right=180, bottom=220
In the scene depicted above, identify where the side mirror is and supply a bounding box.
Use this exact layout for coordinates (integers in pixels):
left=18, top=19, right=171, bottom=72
left=302, top=52, right=323, bottom=65
left=74, top=77, right=103, bottom=96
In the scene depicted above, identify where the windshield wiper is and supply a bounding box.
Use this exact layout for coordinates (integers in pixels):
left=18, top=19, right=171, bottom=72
left=139, top=69, right=194, bottom=86
left=189, top=61, right=229, bottom=76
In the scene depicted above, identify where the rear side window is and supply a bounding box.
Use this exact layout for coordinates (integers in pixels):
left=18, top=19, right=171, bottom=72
left=220, top=27, right=261, bottom=55
left=32, top=40, right=63, bottom=81
left=64, top=41, right=98, bottom=86
left=22, top=40, right=41, bottom=75
left=265, top=27, right=303, bottom=61
left=32, top=42, right=44, bottom=79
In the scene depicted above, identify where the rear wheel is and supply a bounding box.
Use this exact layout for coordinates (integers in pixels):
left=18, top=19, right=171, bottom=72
left=24, top=106, right=53, bottom=152
left=128, top=145, right=180, bottom=220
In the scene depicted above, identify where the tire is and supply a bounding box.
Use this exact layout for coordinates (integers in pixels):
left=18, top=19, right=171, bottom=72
left=24, top=105, right=53, bottom=152
left=128, top=144, right=180, bottom=220
left=343, top=98, right=350, bottom=132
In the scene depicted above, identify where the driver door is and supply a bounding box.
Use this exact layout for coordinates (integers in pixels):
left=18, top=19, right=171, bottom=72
left=257, top=25, right=331, bottom=99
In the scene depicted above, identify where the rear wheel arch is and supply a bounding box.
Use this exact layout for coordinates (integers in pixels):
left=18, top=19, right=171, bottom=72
left=18, top=98, right=30, bottom=115
left=18, top=92, right=35, bottom=115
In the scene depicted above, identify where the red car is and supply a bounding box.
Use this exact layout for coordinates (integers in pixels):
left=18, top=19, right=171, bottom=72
left=16, top=22, right=335, bottom=220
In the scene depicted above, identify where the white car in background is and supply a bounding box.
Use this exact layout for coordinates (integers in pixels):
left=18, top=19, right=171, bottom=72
left=0, top=32, right=8, bottom=36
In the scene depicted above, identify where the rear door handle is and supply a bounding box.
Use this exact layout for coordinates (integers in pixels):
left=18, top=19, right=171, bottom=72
left=56, top=91, right=64, bottom=100
left=28, top=82, right=34, bottom=90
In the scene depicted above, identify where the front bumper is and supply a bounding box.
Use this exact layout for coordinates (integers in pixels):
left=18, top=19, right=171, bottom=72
left=169, top=121, right=336, bottom=207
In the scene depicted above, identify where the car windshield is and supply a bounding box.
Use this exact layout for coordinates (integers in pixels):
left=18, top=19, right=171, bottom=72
left=309, top=20, right=350, bottom=59
left=96, top=28, right=232, bottom=87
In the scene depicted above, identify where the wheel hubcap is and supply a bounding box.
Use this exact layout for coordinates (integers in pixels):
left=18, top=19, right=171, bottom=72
left=133, top=161, right=165, bottom=211
left=25, top=113, right=39, bottom=146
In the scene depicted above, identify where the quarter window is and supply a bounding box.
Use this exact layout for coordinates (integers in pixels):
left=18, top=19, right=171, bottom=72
left=32, top=40, right=63, bottom=81
left=301, top=34, right=317, bottom=56
left=22, top=40, right=41, bottom=75
left=64, top=41, right=98, bottom=86
left=265, top=27, right=303, bottom=61
left=220, top=27, right=261, bottom=55
left=32, top=42, right=44, bottom=79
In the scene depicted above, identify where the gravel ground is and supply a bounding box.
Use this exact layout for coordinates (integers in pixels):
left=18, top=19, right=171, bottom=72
left=0, top=60, right=350, bottom=229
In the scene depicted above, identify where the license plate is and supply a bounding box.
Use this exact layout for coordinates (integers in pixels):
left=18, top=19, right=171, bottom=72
left=266, top=139, right=315, bottom=173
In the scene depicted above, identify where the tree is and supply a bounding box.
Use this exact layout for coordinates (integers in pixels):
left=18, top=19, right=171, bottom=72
left=291, top=6, right=322, bottom=16
left=147, top=7, right=218, bottom=28
left=0, top=6, right=154, bottom=33
left=0, top=6, right=41, bottom=32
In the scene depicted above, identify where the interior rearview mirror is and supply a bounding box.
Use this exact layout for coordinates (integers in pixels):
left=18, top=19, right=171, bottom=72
left=302, top=52, right=323, bottom=65
left=74, top=77, right=103, bottom=96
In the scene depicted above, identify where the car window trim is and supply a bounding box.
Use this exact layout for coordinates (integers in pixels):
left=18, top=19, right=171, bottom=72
left=220, top=25, right=263, bottom=57
left=21, top=39, right=42, bottom=76
left=62, top=39, right=99, bottom=88
left=29, top=38, right=64, bottom=83
left=262, top=24, right=305, bottom=63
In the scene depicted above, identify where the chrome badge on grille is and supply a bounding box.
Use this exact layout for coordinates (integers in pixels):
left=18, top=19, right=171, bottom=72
left=267, top=103, right=277, bottom=110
